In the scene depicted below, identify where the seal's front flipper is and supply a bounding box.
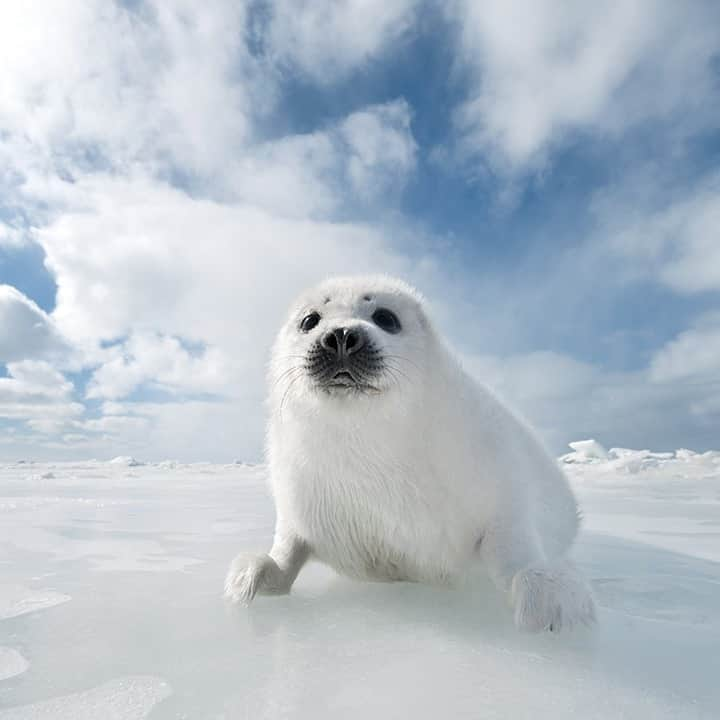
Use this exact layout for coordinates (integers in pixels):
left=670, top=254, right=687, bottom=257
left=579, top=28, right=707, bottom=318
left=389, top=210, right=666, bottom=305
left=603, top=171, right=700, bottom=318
left=224, top=553, right=279, bottom=604
left=511, top=560, right=596, bottom=633
left=224, top=533, right=309, bottom=605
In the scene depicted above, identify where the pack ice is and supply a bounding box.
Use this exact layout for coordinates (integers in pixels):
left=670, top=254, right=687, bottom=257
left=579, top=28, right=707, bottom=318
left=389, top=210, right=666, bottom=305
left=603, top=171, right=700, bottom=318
left=0, top=442, right=719, bottom=718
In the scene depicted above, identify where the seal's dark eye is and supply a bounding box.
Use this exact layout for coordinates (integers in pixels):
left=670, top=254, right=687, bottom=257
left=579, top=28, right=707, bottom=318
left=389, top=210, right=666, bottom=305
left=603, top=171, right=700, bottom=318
left=372, top=308, right=401, bottom=334
left=300, top=312, right=321, bottom=332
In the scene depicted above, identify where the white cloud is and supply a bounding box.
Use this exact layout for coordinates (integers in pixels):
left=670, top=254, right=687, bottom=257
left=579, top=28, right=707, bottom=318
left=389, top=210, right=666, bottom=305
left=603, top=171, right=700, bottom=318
left=0, top=222, right=26, bottom=247
left=340, top=100, right=417, bottom=201
left=37, top=174, right=412, bottom=350
left=463, top=350, right=605, bottom=449
left=80, top=414, right=150, bottom=435
left=465, top=351, right=598, bottom=406
left=0, top=2, right=428, bottom=460
left=451, top=0, right=719, bottom=171
left=452, top=166, right=720, bottom=452
left=0, top=360, right=82, bottom=425
left=0, top=1, right=260, bottom=183
left=0, top=2, right=418, bottom=207
left=459, top=164, right=720, bottom=451
left=228, top=132, right=340, bottom=219
left=1, top=0, right=717, bottom=461
left=0, top=360, right=72, bottom=402
left=265, top=0, right=418, bottom=83
left=22, top=173, right=425, bottom=459
left=463, top=347, right=720, bottom=454
left=86, top=333, right=231, bottom=401
left=0, top=285, right=66, bottom=363
left=226, top=100, right=417, bottom=218
left=650, top=313, right=720, bottom=384
left=97, top=400, right=261, bottom=462
left=598, top=174, right=720, bottom=294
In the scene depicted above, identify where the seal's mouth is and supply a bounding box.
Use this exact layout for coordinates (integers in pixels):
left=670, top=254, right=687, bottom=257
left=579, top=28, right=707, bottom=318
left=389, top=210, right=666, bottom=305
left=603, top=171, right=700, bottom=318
left=304, top=338, right=385, bottom=395
left=323, top=369, right=378, bottom=393
left=330, top=370, right=355, bottom=385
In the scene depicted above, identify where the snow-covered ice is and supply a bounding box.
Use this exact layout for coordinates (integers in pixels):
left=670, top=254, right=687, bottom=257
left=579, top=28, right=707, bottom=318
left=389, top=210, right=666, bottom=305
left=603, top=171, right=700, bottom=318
left=0, top=446, right=719, bottom=718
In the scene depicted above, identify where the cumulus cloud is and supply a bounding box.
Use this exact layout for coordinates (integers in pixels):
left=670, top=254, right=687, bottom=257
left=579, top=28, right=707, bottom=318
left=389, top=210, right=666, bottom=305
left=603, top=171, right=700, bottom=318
left=0, top=2, right=418, bottom=207
left=340, top=100, right=417, bottom=200
left=1, top=0, right=718, bottom=460
left=80, top=414, right=151, bottom=436
left=596, top=173, right=720, bottom=294
left=37, top=175, right=413, bottom=349
left=0, top=2, right=429, bottom=459
left=0, top=1, right=260, bottom=183
left=650, top=313, right=720, bottom=384
left=86, top=333, right=231, bottom=401
left=463, top=347, right=720, bottom=455
left=0, top=222, right=25, bottom=248
left=226, top=99, right=417, bottom=218
left=469, top=166, right=720, bottom=451
left=24, top=173, right=427, bottom=459
left=265, top=0, right=418, bottom=83
left=95, top=399, right=263, bottom=462
left=0, top=285, right=66, bottom=363
left=0, top=360, right=82, bottom=424
left=451, top=0, right=720, bottom=171
left=463, top=350, right=606, bottom=449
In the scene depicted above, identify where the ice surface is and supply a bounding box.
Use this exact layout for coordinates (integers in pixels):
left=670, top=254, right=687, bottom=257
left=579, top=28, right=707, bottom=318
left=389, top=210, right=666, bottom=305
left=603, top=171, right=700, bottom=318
left=0, top=450, right=718, bottom=718
left=0, top=677, right=171, bottom=719
left=0, top=649, right=28, bottom=682
left=0, top=586, right=70, bottom=621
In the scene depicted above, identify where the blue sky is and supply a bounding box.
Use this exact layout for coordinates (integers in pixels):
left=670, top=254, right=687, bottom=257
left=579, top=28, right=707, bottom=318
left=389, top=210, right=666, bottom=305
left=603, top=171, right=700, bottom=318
left=1, top=1, right=720, bottom=460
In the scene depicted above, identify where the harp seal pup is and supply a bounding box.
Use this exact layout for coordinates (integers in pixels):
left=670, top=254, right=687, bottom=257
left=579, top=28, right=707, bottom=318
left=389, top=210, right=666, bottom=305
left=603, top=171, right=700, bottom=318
left=225, top=275, right=596, bottom=632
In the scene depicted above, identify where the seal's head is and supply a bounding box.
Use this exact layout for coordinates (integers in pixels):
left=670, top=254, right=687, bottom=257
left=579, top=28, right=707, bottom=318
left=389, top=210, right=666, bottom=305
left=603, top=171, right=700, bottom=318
left=270, top=276, right=433, bottom=408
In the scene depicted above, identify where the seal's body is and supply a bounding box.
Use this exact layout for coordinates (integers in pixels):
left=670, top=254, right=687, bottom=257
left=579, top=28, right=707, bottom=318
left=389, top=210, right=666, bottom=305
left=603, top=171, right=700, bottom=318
left=225, top=276, right=595, bottom=632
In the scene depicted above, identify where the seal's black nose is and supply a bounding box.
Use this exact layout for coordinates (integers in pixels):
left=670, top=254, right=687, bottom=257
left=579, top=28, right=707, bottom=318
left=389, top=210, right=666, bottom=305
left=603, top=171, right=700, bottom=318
left=321, top=326, right=366, bottom=358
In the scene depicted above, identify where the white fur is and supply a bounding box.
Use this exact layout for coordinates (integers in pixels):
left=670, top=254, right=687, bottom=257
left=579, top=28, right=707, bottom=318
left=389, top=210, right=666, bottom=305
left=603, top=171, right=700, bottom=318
left=225, top=275, right=596, bottom=633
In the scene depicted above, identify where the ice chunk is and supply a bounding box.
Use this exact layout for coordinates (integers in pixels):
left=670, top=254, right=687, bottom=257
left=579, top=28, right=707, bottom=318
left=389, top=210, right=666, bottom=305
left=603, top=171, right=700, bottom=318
left=567, top=439, right=609, bottom=460
left=108, top=456, right=144, bottom=467
left=26, top=471, right=55, bottom=481
left=605, top=449, right=675, bottom=474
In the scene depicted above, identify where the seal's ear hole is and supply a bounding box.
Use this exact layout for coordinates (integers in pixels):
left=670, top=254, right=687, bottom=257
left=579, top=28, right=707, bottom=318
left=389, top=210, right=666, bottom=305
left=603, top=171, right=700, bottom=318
left=363, top=295, right=372, bottom=302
